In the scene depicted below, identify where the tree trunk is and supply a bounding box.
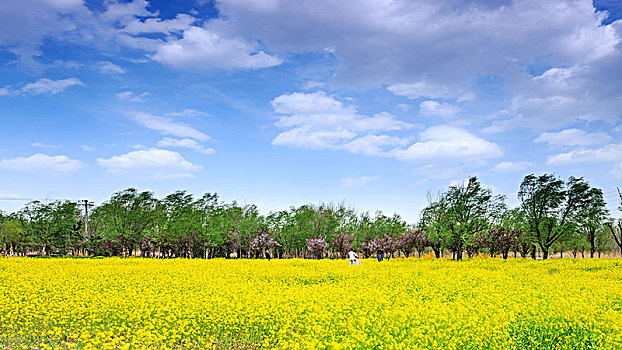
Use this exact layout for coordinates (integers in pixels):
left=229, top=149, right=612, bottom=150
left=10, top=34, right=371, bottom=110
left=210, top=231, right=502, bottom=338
left=456, top=248, right=463, bottom=261
left=530, top=244, right=536, bottom=259
left=590, top=233, right=595, bottom=258
left=542, top=249, right=549, bottom=260
left=433, top=246, right=441, bottom=259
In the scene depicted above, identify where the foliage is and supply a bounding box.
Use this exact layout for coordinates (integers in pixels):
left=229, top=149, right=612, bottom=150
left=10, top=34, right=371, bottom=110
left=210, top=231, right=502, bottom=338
left=423, top=177, right=506, bottom=260
left=0, top=177, right=614, bottom=259
left=331, top=232, right=354, bottom=258
left=305, top=237, right=327, bottom=258
left=397, top=230, right=429, bottom=258
left=518, top=174, right=599, bottom=259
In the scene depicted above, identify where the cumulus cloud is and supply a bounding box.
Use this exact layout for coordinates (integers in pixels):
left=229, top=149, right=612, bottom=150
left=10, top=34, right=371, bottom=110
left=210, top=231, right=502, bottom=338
left=342, top=135, right=410, bottom=156
left=270, top=91, right=502, bottom=164
left=490, top=161, right=533, bottom=173
left=156, top=137, right=215, bottom=154
left=0, top=153, right=84, bottom=173
left=97, top=148, right=201, bottom=179
left=132, top=112, right=210, bottom=141
left=122, top=13, right=195, bottom=34
left=0, top=0, right=86, bottom=66
left=341, top=176, right=379, bottom=188
left=419, top=101, right=460, bottom=119
left=215, top=0, right=622, bottom=129
left=534, top=128, right=612, bottom=146
left=387, top=82, right=451, bottom=100
left=547, top=143, right=622, bottom=165
left=80, top=145, right=94, bottom=152
left=271, top=91, right=411, bottom=150
left=391, top=125, right=503, bottom=162
left=216, top=0, right=616, bottom=85
left=151, top=26, right=282, bottom=70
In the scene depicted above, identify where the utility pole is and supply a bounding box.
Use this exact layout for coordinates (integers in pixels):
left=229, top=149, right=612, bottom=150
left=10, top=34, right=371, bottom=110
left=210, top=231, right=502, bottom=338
left=82, top=200, right=93, bottom=255
left=82, top=200, right=90, bottom=238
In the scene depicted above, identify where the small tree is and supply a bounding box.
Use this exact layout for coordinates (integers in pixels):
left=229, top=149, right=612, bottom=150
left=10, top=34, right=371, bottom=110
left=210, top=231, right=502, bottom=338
left=398, top=230, right=429, bottom=258
left=306, top=237, right=327, bottom=259
left=250, top=229, right=279, bottom=258
left=331, top=232, right=354, bottom=259
left=480, top=227, right=518, bottom=259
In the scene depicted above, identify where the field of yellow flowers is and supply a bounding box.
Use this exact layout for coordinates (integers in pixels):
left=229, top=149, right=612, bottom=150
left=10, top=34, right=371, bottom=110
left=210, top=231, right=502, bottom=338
left=1, top=257, right=621, bottom=349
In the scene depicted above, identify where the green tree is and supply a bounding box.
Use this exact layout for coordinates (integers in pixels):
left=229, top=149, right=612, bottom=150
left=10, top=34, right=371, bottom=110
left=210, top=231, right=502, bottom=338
left=574, top=187, right=608, bottom=258
left=1, top=218, right=25, bottom=254
left=518, top=174, right=593, bottom=259
left=426, top=177, right=505, bottom=261
left=16, top=200, right=82, bottom=255
left=91, top=188, right=158, bottom=257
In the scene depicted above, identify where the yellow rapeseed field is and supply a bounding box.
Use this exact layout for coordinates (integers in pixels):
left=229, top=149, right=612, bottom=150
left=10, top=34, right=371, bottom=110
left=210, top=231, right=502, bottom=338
left=1, top=257, right=621, bottom=349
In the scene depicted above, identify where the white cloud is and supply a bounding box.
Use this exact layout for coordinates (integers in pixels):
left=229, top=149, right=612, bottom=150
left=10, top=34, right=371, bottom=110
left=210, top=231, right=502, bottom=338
left=20, top=78, right=84, bottom=95
left=0, top=153, right=84, bottom=173
left=122, top=13, right=195, bottom=34
left=97, top=148, right=201, bottom=179
left=116, top=91, right=149, bottom=102
left=490, top=161, right=533, bottom=173
left=302, top=81, right=325, bottom=90
left=419, top=100, right=460, bottom=119
left=80, top=145, right=95, bottom=152
left=0, top=0, right=86, bottom=66
left=131, top=112, right=210, bottom=141
left=215, top=0, right=622, bottom=129
left=341, top=176, right=379, bottom=188
left=151, top=26, right=282, bottom=70
left=271, top=91, right=411, bottom=150
left=98, top=61, right=126, bottom=74
left=0, top=78, right=84, bottom=96
left=534, top=128, right=612, bottom=146
left=341, top=135, right=409, bottom=156
left=387, top=82, right=451, bottom=99
left=391, top=125, right=503, bottom=162
left=547, top=143, right=622, bottom=165
left=32, top=142, right=60, bottom=148
left=156, top=137, right=215, bottom=155
left=165, top=109, right=208, bottom=117
left=270, top=92, right=501, bottom=165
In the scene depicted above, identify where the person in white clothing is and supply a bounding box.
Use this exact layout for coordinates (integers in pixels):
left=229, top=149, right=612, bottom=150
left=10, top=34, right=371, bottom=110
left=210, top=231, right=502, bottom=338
left=348, top=250, right=358, bottom=265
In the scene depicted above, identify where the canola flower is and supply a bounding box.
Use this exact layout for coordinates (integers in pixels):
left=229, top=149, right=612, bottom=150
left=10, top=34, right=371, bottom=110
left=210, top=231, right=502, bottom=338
left=1, top=257, right=621, bottom=349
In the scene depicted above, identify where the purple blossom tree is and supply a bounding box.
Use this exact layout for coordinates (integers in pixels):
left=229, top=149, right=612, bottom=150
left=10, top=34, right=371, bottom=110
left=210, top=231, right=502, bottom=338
left=306, top=236, right=328, bottom=259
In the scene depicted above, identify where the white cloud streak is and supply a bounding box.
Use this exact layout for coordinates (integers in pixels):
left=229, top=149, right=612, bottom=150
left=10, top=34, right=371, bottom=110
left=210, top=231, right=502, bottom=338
left=97, top=148, right=201, bottom=179
left=534, top=128, right=612, bottom=146
left=156, top=137, right=215, bottom=154
left=0, top=153, right=84, bottom=173
left=131, top=112, right=210, bottom=141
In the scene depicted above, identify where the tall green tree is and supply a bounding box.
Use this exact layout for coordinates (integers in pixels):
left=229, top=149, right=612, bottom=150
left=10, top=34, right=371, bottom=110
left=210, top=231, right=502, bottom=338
left=16, top=200, right=81, bottom=255
left=518, top=174, right=594, bottom=259
left=91, top=188, right=158, bottom=257
left=424, top=177, right=505, bottom=261
left=575, top=187, right=608, bottom=258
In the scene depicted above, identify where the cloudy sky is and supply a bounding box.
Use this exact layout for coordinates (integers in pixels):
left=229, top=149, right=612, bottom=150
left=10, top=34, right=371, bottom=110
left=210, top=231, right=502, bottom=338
left=1, top=0, right=622, bottom=221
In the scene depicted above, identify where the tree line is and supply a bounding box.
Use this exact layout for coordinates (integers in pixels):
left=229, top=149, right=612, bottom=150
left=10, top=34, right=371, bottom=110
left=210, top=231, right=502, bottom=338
left=1, top=173, right=621, bottom=260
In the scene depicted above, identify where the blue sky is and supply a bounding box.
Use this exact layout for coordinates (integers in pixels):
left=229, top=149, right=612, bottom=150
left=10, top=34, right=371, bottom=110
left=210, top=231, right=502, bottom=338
left=1, top=0, right=622, bottom=222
